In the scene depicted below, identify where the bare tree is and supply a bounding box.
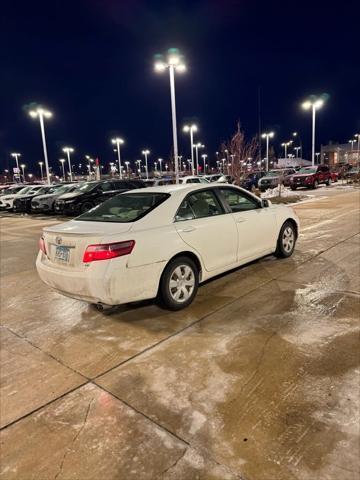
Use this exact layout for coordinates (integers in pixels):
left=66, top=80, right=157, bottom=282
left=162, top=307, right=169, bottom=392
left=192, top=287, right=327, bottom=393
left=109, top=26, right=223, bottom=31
left=219, top=122, right=259, bottom=185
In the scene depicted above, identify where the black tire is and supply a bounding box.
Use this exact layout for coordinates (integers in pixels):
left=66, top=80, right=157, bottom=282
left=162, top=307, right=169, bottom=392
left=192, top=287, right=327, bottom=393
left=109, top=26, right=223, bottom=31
left=80, top=202, right=94, bottom=214
left=290, top=186, right=297, bottom=191
left=159, top=256, right=199, bottom=310
left=313, top=180, right=318, bottom=189
left=275, top=221, right=296, bottom=258
left=326, top=179, right=332, bottom=186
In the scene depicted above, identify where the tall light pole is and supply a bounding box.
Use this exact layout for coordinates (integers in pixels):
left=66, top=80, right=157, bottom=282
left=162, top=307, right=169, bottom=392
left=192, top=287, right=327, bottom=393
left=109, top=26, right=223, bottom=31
left=154, top=49, right=186, bottom=184
left=201, top=154, right=208, bottom=174
left=20, top=163, right=26, bottom=181
left=59, top=159, right=66, bottom=180
left=125, top=161, right=130, bottom=176
left=261, top=132, right=274, bottom=171
left=315, top=152, right=320, bottom=164
left=183, top=124, right=197, bottom=175
left=294, top=147, right=301, bottom=158
left=38, top=161, right=44, bottom=180
left=355, top=134, right=360, bottom=166
left=111, top=138, right=124, bottom=179
left=11, top=153, right=21, bottom=182
left=281, top=141, right=292, bottom=159
left=28, top=107, right=52, bottom=185
left=142, top=150, right=150, bottom=179
left=158, top=158, right=163, bottom=174
left=302, top=97, right=324, bottom=167
left=63, top=147, right=74, bottom=181
left=193, top=143, right=204, bottom=174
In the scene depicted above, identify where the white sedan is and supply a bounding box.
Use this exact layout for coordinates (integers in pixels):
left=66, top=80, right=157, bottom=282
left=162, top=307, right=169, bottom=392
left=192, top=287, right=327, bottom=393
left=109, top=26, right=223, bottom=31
left=36, top=184, right=299, bottom=310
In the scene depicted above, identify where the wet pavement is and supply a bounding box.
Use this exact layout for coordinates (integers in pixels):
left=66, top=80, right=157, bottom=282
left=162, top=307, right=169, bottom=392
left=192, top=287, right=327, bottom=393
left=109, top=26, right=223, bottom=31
left=0, top=188, right=359, bottom=479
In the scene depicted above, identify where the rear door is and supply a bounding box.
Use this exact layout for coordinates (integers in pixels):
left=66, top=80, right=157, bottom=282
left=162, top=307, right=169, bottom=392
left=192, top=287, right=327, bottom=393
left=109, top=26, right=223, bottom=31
left=174, top=189, right=238, bottom=272
left=217, top=187, right=277, bottom=261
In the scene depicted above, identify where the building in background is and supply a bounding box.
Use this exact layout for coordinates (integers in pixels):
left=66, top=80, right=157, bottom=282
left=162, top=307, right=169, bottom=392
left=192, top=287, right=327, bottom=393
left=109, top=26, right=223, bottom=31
left=321, top=142, right=359, bottom=166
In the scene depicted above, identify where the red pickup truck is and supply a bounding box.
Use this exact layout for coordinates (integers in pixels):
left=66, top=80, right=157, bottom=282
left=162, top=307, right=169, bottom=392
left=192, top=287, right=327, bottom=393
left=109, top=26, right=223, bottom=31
left=290, top=166, right=332, bottom=190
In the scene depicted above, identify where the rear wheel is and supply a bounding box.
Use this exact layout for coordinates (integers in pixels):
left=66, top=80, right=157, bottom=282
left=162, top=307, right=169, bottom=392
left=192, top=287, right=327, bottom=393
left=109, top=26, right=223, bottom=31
left=275, top=221, right=296, bottom=258
left=159, top=256, right=199, bottom=310
left=326, top=178, right=332, bottom=186
left=80, top=202, right=94, bottom=214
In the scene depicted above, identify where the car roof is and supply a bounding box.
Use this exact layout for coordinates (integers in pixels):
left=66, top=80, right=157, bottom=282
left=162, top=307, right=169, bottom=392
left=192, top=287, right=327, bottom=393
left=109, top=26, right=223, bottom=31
left=123, top=182, right=245, bottom=196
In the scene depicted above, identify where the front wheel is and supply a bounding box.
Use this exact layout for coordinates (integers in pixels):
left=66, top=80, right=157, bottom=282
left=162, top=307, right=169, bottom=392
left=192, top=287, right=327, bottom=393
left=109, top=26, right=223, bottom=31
left=326, top=179, right=332, bottom=186
left=159, top=256, right=199, bottom=310
left=290, top=186, right=297, bottom=191
left=275, top=221, right=296, bottom=258
left=313, top=180, right=318, bottom=189
left=80, top=202, right=94, bottom=214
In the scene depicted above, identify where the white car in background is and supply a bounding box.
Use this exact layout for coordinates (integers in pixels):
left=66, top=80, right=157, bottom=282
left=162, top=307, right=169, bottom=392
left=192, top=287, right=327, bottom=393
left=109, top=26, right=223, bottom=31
left=37, top=184, right=299, bottom=310
left=178, top=176, right=209, bottom=184
left=0, top=185, right=44, bottom=210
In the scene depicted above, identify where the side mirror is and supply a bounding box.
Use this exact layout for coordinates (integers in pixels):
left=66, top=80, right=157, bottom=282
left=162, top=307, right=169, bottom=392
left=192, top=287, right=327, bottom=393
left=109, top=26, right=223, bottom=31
left=262, top=199, right=270, bottom=208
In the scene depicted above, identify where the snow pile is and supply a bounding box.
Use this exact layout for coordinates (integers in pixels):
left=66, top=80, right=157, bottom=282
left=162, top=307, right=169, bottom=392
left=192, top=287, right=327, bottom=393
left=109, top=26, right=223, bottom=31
left=260, top=185, right=299, bottom=198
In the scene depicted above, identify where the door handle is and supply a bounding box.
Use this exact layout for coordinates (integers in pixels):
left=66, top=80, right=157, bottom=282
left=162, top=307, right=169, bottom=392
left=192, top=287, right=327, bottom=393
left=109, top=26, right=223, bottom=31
left=181, top=226, right=196, bottom=232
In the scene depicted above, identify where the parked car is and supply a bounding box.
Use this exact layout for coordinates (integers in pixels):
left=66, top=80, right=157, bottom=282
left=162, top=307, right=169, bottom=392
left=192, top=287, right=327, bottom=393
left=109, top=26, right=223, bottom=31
left=37, top=184, right=299, bottom=311
left=258, top=169, right=296, bottom=192
left=0, top=184, right=24, bottom=197
left=143, top=178, right=175, bottom=187
left=31, top=183, right=83, bottom=213
left=203, top=174, right=223, bottom=183
left=330, top=170, right=339, bottom=182
left=13, top=184, right=68, bottom=213
left=344, top=167, right=360, bottom=179
left=289, top=165, right=332, bottom=190
left=178, top=176, right=209, bottom=184
left=0, top=185, right=45, bottom=210
left=239, top=171, right=266, bottom=190
left=54, top=179, right=145, bottom=215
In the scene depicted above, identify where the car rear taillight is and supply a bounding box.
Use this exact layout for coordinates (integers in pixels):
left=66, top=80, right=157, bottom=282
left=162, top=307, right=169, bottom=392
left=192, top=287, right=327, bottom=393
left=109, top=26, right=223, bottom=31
left=83, top=241, right=135, bottom=263
left=39, top=235, right=47, bottom=254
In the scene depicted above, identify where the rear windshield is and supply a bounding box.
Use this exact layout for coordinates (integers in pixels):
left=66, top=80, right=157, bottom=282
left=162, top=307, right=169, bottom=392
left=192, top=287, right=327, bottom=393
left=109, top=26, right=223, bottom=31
left=298, top=168, right=316, bottom=174
left=76, top=192, right=169, bottom=223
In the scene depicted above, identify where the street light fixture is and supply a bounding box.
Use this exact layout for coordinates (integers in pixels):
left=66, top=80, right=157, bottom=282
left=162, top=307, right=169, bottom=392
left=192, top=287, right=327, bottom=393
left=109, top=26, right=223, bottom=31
left=38, top=161, right=44, bottom=181
left=281, top=141, right=292, bottom=158
left=20, top=163, right=26, bottom=180
left=261, top=131, right=275, bottom=171
left=62, top=147, right=74, bottom=181
left=111, top=138, right=124, bottom=179
left=301, top=97, right=325, bottom=166
left=183, top=124, right=198, bottom=175
left=158, top=158, right=163, bottom=174
left=142, top=150, right=150, bottom=179
left=193, top=142, right=204, bottom=175
left=59, top=159, right=66, bottom=180
left=28, top=107, right=52, bottom=185
left=154, top=48, right=186, bottom=184
left=201, top=154, right=208, bottom=174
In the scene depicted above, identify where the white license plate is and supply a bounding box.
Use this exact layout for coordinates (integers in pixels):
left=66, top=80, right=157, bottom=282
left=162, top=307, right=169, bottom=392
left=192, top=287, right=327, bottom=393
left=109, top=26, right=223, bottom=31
left=55, top=245, right=70, bottom=263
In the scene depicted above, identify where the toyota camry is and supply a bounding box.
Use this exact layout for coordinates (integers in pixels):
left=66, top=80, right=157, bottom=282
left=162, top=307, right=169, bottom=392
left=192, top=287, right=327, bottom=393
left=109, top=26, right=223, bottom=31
left=36, top=184, right=299, bottom=310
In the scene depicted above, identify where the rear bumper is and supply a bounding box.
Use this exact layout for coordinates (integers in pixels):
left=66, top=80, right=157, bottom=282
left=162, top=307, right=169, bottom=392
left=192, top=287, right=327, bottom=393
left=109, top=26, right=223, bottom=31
left=36, top=252, right=165, bottom=305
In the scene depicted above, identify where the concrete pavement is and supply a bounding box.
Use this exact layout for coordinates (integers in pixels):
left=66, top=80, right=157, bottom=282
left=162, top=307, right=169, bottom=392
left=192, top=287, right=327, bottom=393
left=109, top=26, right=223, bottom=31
left=0, top=188, right=359, bottom=479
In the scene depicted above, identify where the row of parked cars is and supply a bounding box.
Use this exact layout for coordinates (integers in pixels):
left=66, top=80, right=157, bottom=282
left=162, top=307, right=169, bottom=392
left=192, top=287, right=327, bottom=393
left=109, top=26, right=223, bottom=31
left=238, top=165, right=339, bottom=192
left=0, top=175, right=233, bottom=216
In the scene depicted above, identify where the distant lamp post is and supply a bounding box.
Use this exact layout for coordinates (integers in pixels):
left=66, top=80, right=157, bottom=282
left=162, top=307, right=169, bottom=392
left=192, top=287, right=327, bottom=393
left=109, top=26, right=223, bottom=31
left=20, top=163, right=26, bottom=180
left=59, top=159, right=66, bottom=180
left=193, top=142, right=204, bottom=175
left=11, top=153, right=21, bottom=181
left=201, top=154, right=208, bottom=174
left=38, top=161, right=44, bottom=181
left=154, top=49, right=186, bottom=183
left=158, top=158, right=163, bottom=174
left=28, top=107, right=52, bottom=185
left=111, top=138, right=124, bottom=179
left=294, top=147, right=301, bottom=158
left=183, top=124, right=198, bottom=175
left=62, top=147, right=74, bottom=181
left=355, top=134, right=360, bottom=166
left=28, top=173, right=33, bottom=182
left=125, top=161, right=130, bottom=176
left=292, top=131, right=303, bottom=158
left=281, top=141, right=292, bottom=159
left=301, top=97, right=325, bottom=166
left=142, top=150, right=150, bottom=179
left=261, top=131, right=275, bottom=171
left=315, top=152, right=320, bottom=164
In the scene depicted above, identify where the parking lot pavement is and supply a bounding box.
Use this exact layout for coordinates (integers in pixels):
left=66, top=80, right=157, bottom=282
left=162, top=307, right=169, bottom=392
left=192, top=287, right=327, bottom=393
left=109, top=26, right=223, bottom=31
left=1, top=189, right=359, bottom=479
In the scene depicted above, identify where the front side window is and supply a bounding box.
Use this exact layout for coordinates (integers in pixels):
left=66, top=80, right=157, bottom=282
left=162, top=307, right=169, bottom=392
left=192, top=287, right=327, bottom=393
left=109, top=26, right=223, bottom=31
left=219, top=188, right=259, bottom=212
left=175, top=190, right=223, bottom=221
left=76, top=193, right=169, bottom=223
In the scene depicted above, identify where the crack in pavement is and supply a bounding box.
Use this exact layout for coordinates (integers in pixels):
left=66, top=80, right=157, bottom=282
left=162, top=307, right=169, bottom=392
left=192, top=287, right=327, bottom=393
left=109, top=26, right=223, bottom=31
left=54, top=398, right=94, bottom=480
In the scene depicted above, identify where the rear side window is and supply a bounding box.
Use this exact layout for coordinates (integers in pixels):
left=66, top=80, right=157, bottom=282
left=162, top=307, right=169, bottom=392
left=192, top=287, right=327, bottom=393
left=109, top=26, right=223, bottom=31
left=76, top=193, right=169, bottom=223
left=175, top=190, right=223, bottom=221
left=219, top=188, right=259, bottom=212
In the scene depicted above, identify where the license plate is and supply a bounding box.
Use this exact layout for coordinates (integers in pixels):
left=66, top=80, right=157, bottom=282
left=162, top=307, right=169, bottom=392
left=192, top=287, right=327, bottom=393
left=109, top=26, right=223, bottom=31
left=55, top=245, right=70, bottom=263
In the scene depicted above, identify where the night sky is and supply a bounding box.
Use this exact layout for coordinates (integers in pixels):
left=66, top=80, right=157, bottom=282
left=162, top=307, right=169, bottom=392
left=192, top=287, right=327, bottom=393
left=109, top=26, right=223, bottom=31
left=1, top=0, right=359, bottom=175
